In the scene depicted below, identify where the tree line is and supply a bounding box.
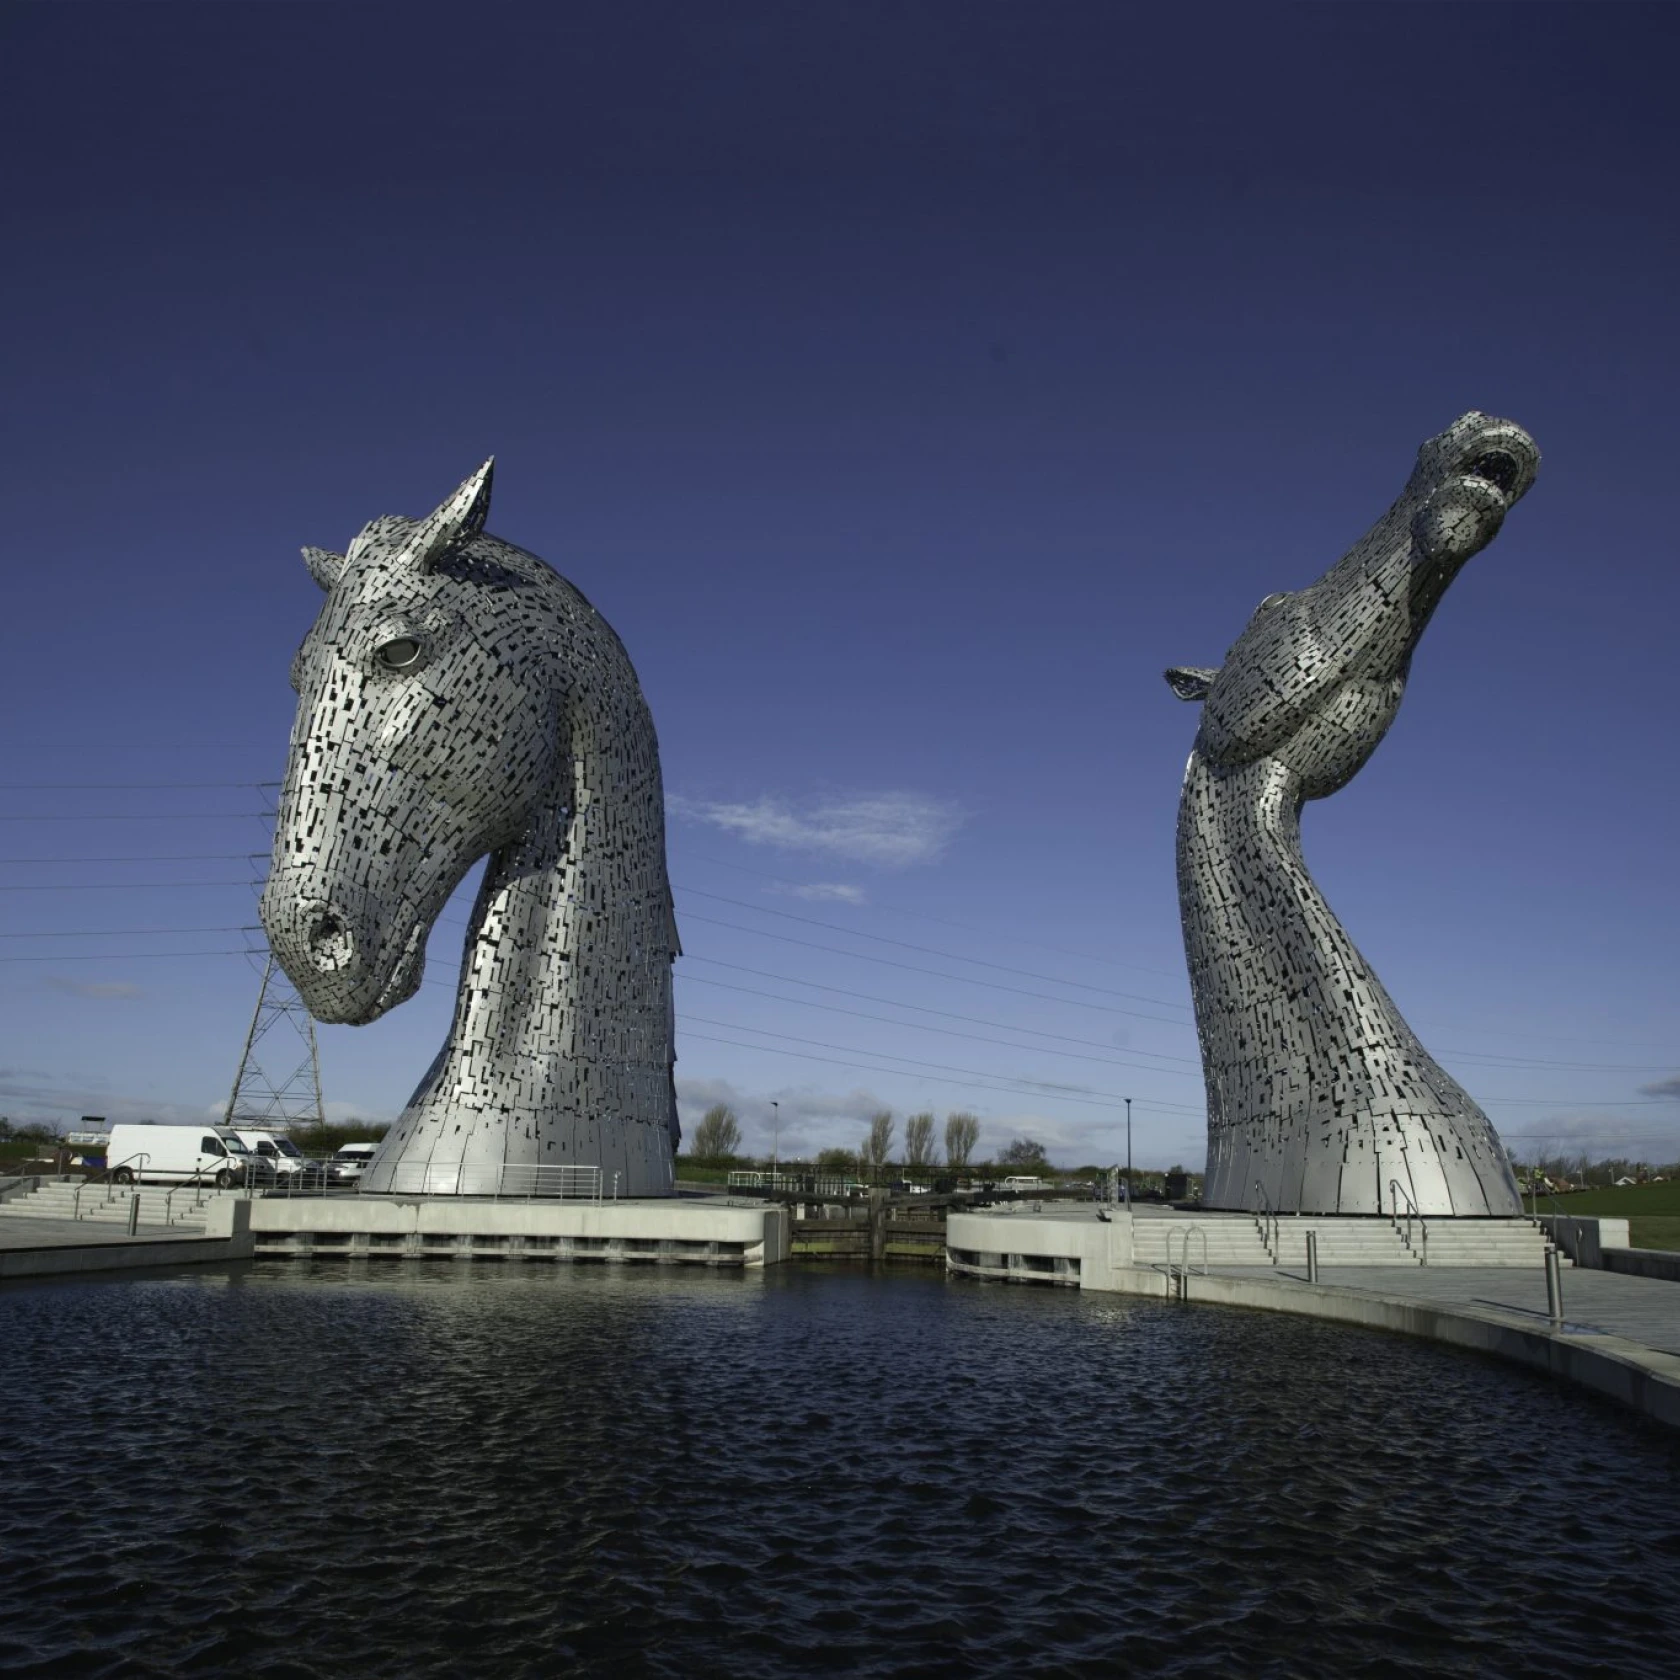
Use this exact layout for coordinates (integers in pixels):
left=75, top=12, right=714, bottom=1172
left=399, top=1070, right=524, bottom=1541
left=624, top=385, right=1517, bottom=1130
left=685, top=1104, right=1049, bottom=1176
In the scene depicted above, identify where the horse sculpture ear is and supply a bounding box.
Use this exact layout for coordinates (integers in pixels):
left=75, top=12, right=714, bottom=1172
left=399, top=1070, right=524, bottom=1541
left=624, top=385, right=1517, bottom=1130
left=402, top=457, right=496, bottom=572
left=302, top=546, right=345, bottom=592
left=1166, top=666, right=1219, bottom=702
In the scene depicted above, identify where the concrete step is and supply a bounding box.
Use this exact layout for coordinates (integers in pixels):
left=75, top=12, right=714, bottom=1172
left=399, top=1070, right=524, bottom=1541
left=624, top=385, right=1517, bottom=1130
left=2, top=1183, right=225, bottom=1232
left=1130, top=1215, right=1552, bottom=1268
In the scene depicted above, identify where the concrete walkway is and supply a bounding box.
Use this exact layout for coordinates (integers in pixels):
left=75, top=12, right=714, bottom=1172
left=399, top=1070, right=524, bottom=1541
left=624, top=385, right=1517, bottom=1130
left=1226, top=1262, right=1680, bottom=1358
left=0, top=1205, right=254, bottom=1279
left=1169, top=1261, right=1680, bottom=1428
left=0, top=1214, right=205, bottom=1249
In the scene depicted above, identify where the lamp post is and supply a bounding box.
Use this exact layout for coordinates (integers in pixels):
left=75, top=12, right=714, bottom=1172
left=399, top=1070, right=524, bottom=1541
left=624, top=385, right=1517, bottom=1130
left=770, top=1101, right=780, bottom=1177
left=1124, top=1096, right=1132, bottom=1208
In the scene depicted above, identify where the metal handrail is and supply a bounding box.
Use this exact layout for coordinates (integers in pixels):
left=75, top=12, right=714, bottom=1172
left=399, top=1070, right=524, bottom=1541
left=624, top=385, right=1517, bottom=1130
left=1388, top=1178, right=1428, bottom=1266
left=73, top=1153, right=149, bottom=1219
left=1252, top=1179, right=1280, bottom=1265
left=247, top=1157, right=630, bottom=1202
left=1526, top=1183, right=1572, bottom=1226
left=1166, top=1224, right=1208, bottom=1279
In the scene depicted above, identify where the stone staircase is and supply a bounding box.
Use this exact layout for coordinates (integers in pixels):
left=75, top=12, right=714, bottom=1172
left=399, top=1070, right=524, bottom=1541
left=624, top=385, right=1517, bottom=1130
left=0, top=1180, right=243, bottom=1234
left=1129, top=1211, right=1553, bottom=1269
left=1129, top=1213, right=1277, bottom=1268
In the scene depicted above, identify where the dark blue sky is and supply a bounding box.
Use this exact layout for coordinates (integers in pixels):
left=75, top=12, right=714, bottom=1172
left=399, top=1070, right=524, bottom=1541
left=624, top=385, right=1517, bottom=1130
left=3, top=2, right=1676, bottom=1167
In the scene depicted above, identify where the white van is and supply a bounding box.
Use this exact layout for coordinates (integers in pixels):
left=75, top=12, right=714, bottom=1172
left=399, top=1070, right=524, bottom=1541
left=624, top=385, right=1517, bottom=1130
left=328, top=1141, right=379, bottom=1186
left=1001, top=1175, right=1050, bottom=1192
left=232, top=1130, right=310, bottom=1178
left=105, top=1123, right=255, bottom=1187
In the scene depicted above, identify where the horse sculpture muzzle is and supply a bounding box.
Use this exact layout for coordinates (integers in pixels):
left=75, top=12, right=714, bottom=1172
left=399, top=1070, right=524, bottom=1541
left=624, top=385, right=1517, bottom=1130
left=260, top=870, right=429, bottom=1025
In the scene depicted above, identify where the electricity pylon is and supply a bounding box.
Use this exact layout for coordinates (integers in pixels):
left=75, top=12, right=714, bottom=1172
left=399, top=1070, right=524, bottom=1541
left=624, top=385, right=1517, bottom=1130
left=223, top=952, right=324, bottom=1131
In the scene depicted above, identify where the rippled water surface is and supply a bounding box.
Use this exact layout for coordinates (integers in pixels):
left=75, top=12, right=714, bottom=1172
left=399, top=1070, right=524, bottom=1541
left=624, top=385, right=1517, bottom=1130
left=3, top=1261, right=1678, bottom=1678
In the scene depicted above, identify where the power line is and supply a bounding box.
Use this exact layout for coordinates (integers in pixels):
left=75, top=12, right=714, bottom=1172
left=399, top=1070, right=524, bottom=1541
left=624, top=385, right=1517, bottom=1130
left=677, top=1026, right=1202, bottom=1117
left=1475, top=1097, right=1674, bottom=1109
left=0, top=882, right=261, bottom=892
left=681, top=848, right=1181, bottom=979
left=0, top=926, right=258, bottom=939
left=432, top=900, right=1194, bottom=1026
left=0, top=812, right=273, bottom=822
left=7, top=812, right=1671, bottom=1073
left=0, top=854, right=266, bottom=864
left=678, top=954, right=1202, bottom=1065
left=678, top=973, right=1203, bottom=1078
left=0, top=782, right=278, bottom=791
left=674, top=884, right=1192, bottom=1010
left=676, top=911, right=1194, bottom=1025
left=0, top=949, right=261, bottom=963
left=1434, top=1048, right=1679, bottom=1074
left=680, top=1011, right=1206, bottom=1112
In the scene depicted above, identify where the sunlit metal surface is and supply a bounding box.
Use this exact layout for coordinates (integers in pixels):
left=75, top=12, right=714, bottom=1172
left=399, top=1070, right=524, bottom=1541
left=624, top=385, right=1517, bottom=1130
left=1167, top=413, right=1538, bottom=1216
left=261, top=462, right=680, bottom=1197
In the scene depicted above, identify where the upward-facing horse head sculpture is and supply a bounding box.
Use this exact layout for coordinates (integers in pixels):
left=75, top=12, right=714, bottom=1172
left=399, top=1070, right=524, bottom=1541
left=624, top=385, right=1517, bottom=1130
left=1167, top=412, right=1539, bottom=1218
left=260, top=461, right=681, bottom=1197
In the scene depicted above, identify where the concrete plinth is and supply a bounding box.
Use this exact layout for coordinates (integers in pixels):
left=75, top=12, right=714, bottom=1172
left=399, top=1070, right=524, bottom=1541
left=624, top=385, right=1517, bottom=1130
left=250, top=1194, right=790, bottom=1267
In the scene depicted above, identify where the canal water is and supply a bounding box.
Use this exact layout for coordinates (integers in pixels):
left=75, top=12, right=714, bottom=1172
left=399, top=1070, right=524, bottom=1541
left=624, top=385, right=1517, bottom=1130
left=2, top=1262, right=1677, bottom=1678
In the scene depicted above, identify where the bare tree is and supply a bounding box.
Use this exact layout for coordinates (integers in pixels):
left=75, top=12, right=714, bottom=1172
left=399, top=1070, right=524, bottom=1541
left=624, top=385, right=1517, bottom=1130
left=864, top=1110, right=895, bottom=1180
left=998, top=1136, right=1051, bottom=1170
left=945, top=1111, right=980, bottom=1170
left=904, top=1112, right=936, bottom=1168
left=689, top=1104, right=742, bottom=1161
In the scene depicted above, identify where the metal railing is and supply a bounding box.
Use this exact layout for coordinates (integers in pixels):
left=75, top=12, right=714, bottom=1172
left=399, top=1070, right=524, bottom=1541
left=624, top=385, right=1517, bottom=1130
left=1165, top=1224, right=1208, bottom=1284
left=726, top=1170, right=863, bottom=1196
left=260, top=1159, right=612, bottom=1201
left=72, top=1154, right=149, bottom=1220
left=1388, top=1178, right=1428, bottom=1266
left=1252, top=1180, right=1280, bottom=1266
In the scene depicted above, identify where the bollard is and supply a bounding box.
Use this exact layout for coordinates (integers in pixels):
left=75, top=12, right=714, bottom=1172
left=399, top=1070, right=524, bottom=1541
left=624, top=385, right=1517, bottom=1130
left=127, top=1192, right=140, bottom=1236
left=1545, top=1244, right=1564, bottom=1324
left=868, top=1189, right=888, bottom=1262
left=1305, top=1230, right=1318, bottom=1284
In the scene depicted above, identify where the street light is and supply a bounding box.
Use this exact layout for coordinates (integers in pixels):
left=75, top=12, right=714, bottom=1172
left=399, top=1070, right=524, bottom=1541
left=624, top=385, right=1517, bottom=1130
left=1124, top=1097, right=1132, bottom=1208
left=770, top=1101, right=780, bottom=1176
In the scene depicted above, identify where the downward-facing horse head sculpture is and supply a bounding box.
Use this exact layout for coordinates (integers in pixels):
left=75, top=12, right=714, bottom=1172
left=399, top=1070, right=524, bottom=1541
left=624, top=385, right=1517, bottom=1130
left=1166, top=412, right=1539, bottom=1218
left=261, top=461, right=682, bottom=1197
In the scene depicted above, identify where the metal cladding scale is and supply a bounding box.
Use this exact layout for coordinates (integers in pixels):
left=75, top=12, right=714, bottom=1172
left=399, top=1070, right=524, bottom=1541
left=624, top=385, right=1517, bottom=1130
left=1165, top=412, right=1539, bottom=1218
left=261, top=461, right=682, bottom=1197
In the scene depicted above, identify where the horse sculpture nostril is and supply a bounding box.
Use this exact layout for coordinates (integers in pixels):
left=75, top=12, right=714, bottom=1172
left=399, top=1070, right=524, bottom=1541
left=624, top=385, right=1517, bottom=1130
left=306, top=908, right=357, bottom=972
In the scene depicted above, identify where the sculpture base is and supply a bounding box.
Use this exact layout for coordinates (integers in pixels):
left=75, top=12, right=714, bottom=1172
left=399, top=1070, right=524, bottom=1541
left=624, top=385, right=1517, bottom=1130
left=250, top=1192, right=788, bottom=1265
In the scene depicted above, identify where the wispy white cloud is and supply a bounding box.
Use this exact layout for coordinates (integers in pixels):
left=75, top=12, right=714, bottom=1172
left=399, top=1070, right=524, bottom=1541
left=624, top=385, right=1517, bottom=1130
left=766, top=881, right=868, bottom=905
left=670, top=791, right=964, bottom=869
left=45, top=976, right=143, bottom=1001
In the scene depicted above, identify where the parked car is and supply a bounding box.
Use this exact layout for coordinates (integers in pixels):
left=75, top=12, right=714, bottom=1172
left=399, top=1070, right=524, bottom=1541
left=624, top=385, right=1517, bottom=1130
left=105, top=1123, right=257, bottom=1188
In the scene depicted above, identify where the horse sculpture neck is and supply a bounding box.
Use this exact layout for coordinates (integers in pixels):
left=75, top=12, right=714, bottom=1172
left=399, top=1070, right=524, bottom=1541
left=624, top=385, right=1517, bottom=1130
left=371, top=574, right=681, bottom=1197
left=1176, top=750, right=1513, bottom=1216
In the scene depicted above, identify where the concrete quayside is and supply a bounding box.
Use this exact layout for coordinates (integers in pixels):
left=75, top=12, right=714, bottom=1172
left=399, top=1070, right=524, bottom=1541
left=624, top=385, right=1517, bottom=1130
left=0, top=1177, right=790, bottom=1273
left=949, top=1201, right=1680, bottom=1430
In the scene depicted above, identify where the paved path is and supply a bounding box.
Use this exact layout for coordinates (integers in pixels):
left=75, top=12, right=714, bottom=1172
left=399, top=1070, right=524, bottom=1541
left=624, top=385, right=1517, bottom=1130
left=1218, top=1262, right=1680, bottom=1358
left=0, top=1213, right=206, bottom=1251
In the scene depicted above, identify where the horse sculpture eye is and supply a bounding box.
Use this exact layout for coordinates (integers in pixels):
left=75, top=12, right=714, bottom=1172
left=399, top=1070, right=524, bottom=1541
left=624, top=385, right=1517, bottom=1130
left=375, top=637, right=423, bottom=672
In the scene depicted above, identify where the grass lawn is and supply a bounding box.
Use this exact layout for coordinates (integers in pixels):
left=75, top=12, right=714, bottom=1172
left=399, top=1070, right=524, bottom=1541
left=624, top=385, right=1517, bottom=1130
left=1546, top=1183, right=1680, bottom=1251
